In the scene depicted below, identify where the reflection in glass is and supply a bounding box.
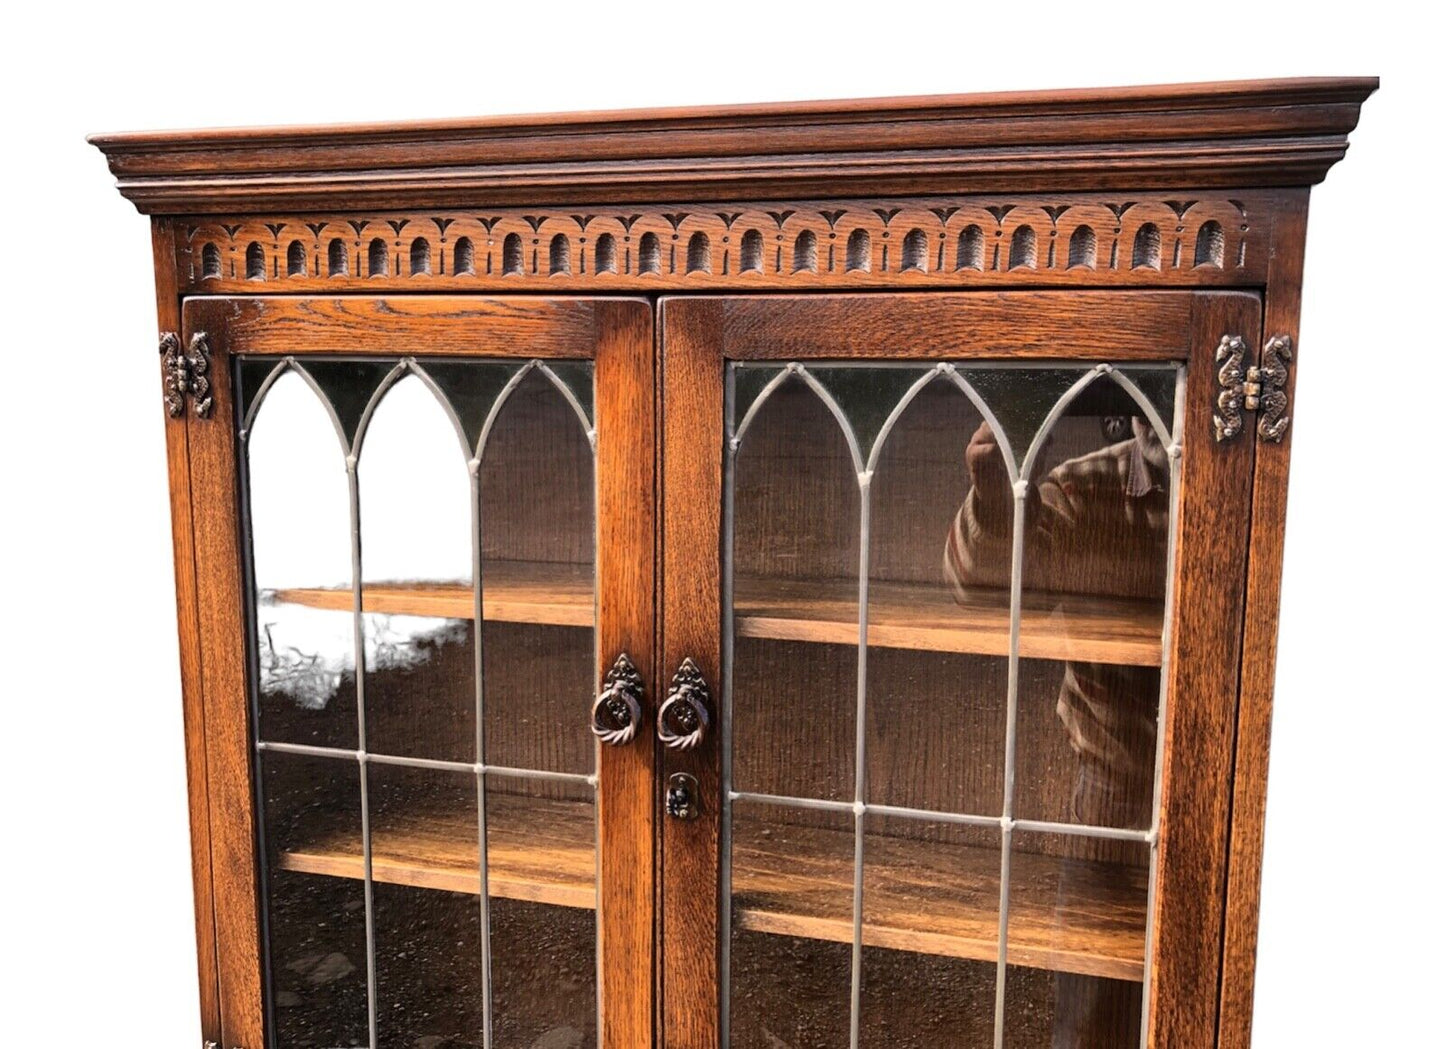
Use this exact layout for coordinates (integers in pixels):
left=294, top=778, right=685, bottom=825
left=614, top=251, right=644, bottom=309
left=732, top=372, right=859, bottom=802
left=859, top=816, right=999, bottom=1049
left=261, top=752, right=368, bottom=1048
left=867, top=378, right=1010, bottom=816
left=1002, top=832, right=1150, bottom=1048
left=722, top=361, right=1180, bottom=1049
left=487, top=775, right=598, bottom=1049
left=729, top=801, right=854, bottom=1049
left=242, top=356, right=600, bottom=1049
left=479, top=367, right=596, bottom=776
left=368, top=763, right=484, bottom=1047
left=358, top=373, right=475, bottom=761
left=246, top=368, right=357, bottom=748
left=953, top=393, right=1171, bottom=830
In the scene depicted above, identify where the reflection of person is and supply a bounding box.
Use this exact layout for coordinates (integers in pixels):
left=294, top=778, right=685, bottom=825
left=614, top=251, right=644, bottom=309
left=944, top=417, right=1170, bottom=1046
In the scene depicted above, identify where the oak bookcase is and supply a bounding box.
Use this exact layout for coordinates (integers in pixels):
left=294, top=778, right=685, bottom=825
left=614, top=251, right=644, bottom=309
left=93, top=77, right=1374, bottom=1049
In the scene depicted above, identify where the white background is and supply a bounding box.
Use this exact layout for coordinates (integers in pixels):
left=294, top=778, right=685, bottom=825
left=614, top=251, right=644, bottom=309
left=1, top=2, right=1436, bottom=1044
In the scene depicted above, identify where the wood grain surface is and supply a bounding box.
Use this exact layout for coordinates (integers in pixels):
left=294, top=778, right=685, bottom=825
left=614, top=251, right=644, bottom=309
left=202, top=295, right=620, bottom=359
left=273, top=794, right=1147, bottom=982
left=660, top=299, right=725, bottom=1049
left=275, top=562, right=594, bottom=627
left=183, top=299, right=266, bottom=1049
left=593, top=298, right=659, bottom=1049
left=1145, top=292, right=1260, bottom=1047
left=1216, top=191, right=1310, bottom=1049
left=276, top=568, right=1163, bottom=667
left=90, top=78, right=1375, bottom=212
left=152, top=217, right=222, bottom=1048
left=168, top=193, right=1274, bottom=295
left=715, top=291, right=1197, bottom=359
left=187, top=297, right=657, bottom=1049
left=732, top=818, right=1146, bottom=982
left=277, top=793, right=597, bottom=909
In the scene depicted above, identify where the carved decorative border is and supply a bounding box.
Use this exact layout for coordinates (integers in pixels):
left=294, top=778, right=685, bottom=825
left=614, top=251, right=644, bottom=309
left=176, top=193, right=1268, bottom=293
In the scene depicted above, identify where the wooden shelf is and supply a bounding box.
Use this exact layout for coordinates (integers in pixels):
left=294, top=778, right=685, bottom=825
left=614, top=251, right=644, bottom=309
left=275, top=797, right=1145, bottom=981
left=733, top=818, right=1146, bottom=983
left=276, top=793, right=597, bottom=910
left=738, top=576, right=1162, bottom=667
left=275, top=563, right=1161, bottom=667
left=273, top=561, right=594, bottom=630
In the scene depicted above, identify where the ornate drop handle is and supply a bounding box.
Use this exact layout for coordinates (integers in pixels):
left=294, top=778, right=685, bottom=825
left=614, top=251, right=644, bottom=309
left=657, top=658, right=711, bottom=750
left=591, top=654, right=644, bottom=746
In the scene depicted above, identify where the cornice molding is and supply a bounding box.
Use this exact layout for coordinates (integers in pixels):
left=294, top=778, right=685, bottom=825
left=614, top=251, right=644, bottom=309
left=91, top=78, right=1376, bottom=215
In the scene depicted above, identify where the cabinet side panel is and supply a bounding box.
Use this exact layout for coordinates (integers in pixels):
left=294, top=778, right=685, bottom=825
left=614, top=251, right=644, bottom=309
left=183, top=299, right=266, bottom=1048
left=1148, top=292, right=1260, bottom=1046
left=153, top=218, right=222, bottom=1046
left=595, top=301, right=659, bottom=1049
left=660, top=299, right=725, bottom=1049
left=1216, top=190, right=1310, bottom=1049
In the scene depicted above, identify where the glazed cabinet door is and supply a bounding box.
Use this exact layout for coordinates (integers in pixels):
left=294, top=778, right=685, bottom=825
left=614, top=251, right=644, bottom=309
left=182, top=297, right=655, bottom=1049
left=659, top=292, right=1261, bottom=1049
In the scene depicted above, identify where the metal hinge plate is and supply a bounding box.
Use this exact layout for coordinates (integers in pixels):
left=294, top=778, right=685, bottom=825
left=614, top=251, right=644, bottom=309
left=1213, top=333, right=1293, bottom=443
left=159, top=331, right=214, bottom=419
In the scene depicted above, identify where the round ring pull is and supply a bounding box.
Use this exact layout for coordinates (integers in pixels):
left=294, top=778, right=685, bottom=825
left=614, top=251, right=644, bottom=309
left=592, top=653, right=643, bottom=747
left=657, top=657, right=711, bottom=750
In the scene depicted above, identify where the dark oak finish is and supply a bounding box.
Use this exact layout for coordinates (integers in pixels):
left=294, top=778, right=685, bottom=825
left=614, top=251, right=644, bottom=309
left=659, top=298, right=725, bottom=1049
left=276, top=793, right=598, bottom=909
left=204, top=295, right=622, bottom=357
left=166, top=192, right=1274, bottom=294
left=661, top=290, right=1262, bottom=1047
left=151, top=218, right=223, bottom=1049
left=97, top=79, right=1373, bottom=1049
left=185, top=295, right=655, bottom=1049
left=594, top=299, right=659, bottom=1049
left=1217, top=190, right=1311, bottom=1049
left=712, top=290, right=1198, bottom=358
left=1146, top=292, right=1260, bottom=1046
left=269, top=793, right=1147, bottom=981
left=183, top=299, right=266, bottom=1049
left=91, top=79, right=1373, bottom=211
left=273, top=570, right=1164, bottom=666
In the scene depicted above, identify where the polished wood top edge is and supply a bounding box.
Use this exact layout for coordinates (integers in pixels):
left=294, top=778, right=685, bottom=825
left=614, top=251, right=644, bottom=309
left=91, top=78, right=1375, bottom=214
left=90, top=78, right=1377, bottom=149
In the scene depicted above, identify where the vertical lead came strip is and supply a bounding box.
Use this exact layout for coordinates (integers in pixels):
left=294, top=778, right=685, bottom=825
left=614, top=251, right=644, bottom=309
left=1136, top=364, right=1188, bottom=1048
left=849, top=468, right=873, bottom=1049
left=471, top=462, right=495, bottom=1049
left=992, top=482, right=1029, bottom=1049
left=236, top=394, right=278, bottom=1049
left=346, top=451, right=380, bottom=1049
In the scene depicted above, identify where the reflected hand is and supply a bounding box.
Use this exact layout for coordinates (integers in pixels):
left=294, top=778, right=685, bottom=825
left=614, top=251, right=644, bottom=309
left=965, top=421, right=1013, bottom=525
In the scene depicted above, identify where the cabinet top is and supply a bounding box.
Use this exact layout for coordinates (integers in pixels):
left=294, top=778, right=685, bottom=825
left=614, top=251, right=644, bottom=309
left=92, top=77, right=1375, bottom=214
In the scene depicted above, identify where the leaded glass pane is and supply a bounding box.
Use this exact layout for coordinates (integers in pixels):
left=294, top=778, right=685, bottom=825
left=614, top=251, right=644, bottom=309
left=721, top=360, right=1181, bottom=1049
left=247, top=368, right=356, bottom=749
left=241, top=355, right=599, bottom=1049
left=358, top=373, right=474, bottom=762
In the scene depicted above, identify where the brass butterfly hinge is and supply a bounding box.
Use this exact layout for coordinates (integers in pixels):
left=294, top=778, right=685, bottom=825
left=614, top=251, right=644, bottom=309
left=159, top=331, right=214, bottom=419
left=1212, top=333, right=1293, bottom=443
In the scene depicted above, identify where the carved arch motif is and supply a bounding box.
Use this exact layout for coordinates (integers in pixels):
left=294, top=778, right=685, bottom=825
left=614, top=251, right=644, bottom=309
left=181, top=194, right=1265, bottom=290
